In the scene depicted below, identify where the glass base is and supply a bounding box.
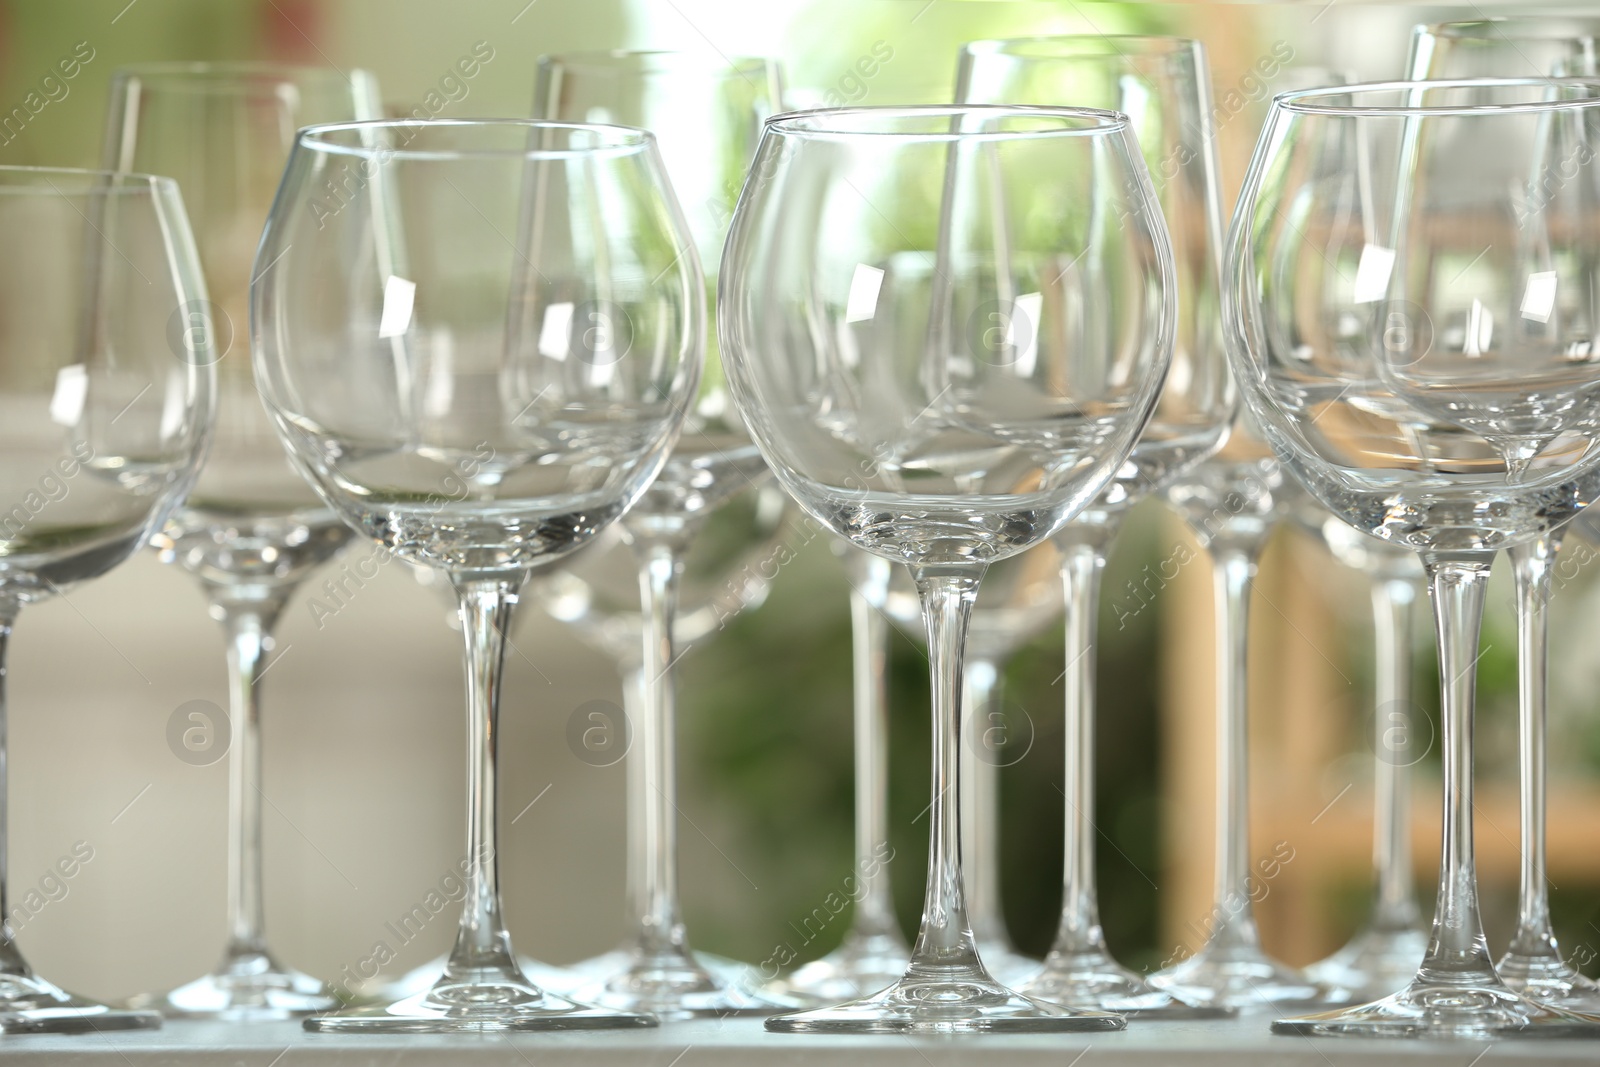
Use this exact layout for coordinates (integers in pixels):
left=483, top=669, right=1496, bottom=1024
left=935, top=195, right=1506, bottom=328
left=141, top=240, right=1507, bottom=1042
left=764, top=930, right=909, bottom=1005
left=571, top=946, right=796, bottom=1020
left=1305, top=925, right=1427, bottom=1005
left=129, top=952, right=337, bottom=1019
left=358, top=953, right=582, bottom=1004
left=1272, top=976, right=1600, bottom=1038
left=1496, top=950, right=1600, bottom=1015
left=0, top=971, right=162, bottom=1034
left=1022, top=947, right=1234, bottom=1018
left=1148, top=940, right=1322, bottom=1013
left=764, top=969, right=1125, bottom=1034
left=304, top=971, right=655, bottom=1033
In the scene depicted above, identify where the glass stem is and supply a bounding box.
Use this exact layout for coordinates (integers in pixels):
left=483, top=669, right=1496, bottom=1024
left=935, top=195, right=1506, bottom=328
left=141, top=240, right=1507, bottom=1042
left=848, top=581, right=900, bottom=944
left=619, top=658, right=648, bottom=943
left=1371, top=575, right=1421, bottom=934
left=444, top=575, right=524, bottom=982
left=1053, top=533, right=1111, bottom=956
left=1506, top=533, right=1561, bottom=964
left=0, top=600, right=25, bottom=976
left=1210, top=544, right=1263, bottom=950
left=905, top=565, right=986, bottom=980
left=1416, top=554, right=1498, bottom=986
left=960, top=656, right=1006, bottom=950
left=214, top=599, right=285, bottom=963
left=631, top=538, right=694, bottom=965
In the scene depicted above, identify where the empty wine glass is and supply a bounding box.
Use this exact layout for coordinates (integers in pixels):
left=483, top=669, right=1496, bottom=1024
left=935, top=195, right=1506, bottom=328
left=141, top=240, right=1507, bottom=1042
left=252, top=118, right=703, bottom=1032
left=1409, top=18, right=1600, bottom=1016
left=534, top=49, right=788, bottom=1018
left=721, top=104, right=1175, bottom=1033
left=957, top=35, right=1237, bottom=1015
left=1290, top=500, right=1429, bottom=1002
left=104, top=62, right=381, bottom=1019
left=1230, top=78, right=1600, bottom=1038
left=0, top=167, right=214, bottom=1031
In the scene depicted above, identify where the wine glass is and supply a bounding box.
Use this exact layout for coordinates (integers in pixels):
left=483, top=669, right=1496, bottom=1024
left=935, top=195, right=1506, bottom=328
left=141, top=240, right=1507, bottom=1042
left=1229, top=78, right=1600, bottom=1038
left=1290, top=500, right=1430, bottom=1001
left=1409, top=18, right=1600, bottom=1015
left=763, top=545, right=910, bottom=1004
left=534, top=49, right=788, bottom=1018
left=956, top=35, right=1236, bottom=1015
left=104, top=62, right=381, bottom=1020
left=0, top=167, right=214, bottom=1031
left=251, top=117, right=703, bottom=1032
left=720, top=104, right=1176, bottom=1033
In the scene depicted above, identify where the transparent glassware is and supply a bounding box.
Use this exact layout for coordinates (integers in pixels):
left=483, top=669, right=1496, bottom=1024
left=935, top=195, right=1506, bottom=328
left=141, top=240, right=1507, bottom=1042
left=252, top=118, right=704, bottom=1032
left=763, top=546, right=910, bottom=1005
left=720, top=104, right=1177, bottom=1033
left=1291, top=503, right=1429, bottom=1002
left=1409, top=18, right=1600, bottom=1016
left=872, top=540, right=1065, bottom=987
left=0, top=167, right=214, bottom=1032
left=1230, top=78, right=1600, bottom=1039
left=104, top=63, right=381, bottom=1020
left=534, top=50, right=789, bottom=1019
left=956, top=35, right=1240, bottom=1017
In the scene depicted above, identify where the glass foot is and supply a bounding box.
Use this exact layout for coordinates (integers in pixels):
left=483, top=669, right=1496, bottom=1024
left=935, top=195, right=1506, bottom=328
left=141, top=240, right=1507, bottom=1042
left=1148, top=941, right=1322, bottom=1013
left=764, top=930, right=908, bottom=1005
left=571, top=947, right=794, bottom=1020
left=304, top=969, right=655, bottom=1033
left=128, top=952, right=337, bottom=1019
left=1305, top=926, right=1427, bottom=1005
left=356, top=953, right=582, bottom=1004
left=1496, top=951, right=1600, bottom=1015
left=0, top=971, right=162, bottom=1034
left=1021, top=948, right=1234, bottom=1018
left=1272, top=976, right=1600, bottom=1038
left=764, top=968, right=1125, bottom=1034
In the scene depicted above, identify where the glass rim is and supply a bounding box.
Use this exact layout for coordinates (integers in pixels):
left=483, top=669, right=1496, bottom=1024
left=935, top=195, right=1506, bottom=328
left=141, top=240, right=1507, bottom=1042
left=0, top=164, right=178, bottom=196
left=959, top=34, right=1201, bottom=60
left=295, top=118, right=656, bottom=161
left=1416, top=17, right=1600, bottom=43
left=536, top=50, right=777, bottom=77
left=110, top=60, right=373, bottom=88
left=766, top=104, right=1130, bottom=140
left=1275, top=76, right=1600, bottom=115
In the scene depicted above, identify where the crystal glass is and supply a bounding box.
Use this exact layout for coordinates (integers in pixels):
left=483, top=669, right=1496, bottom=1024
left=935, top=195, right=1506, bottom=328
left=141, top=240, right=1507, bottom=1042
left=104, top=62, right=381, bottom=1020
left=534, top=50, right=788, bottom=1018
left=957, top=35, right=1236, bottom=1016
left=1409, top=19, right=1600, bottom=1015
left=1290, top=501, right=1429, bottom=1002
left=763, top=546, right=910, bottom=1004
left=1230, top=78, right=1600, bottom=1038
left=252, top=118, right=703, bottom=1032
left=721, top=104, right=1176, bottom=1033
left=0, top=167, right=214, bottom=1032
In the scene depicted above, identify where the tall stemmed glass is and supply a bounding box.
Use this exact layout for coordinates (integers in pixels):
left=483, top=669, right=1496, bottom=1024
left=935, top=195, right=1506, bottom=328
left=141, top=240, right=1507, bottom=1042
left=1231, top=79, right=1600, bottom=1038
left=104, top=63, right=380, bottom=1019
left=0, top=167, right=213, bottom=1034
left=721, top=104, right=1176, bottom=1033
left=535, top=50, right=787, bottom=1018
left=957, top=36, right=1235, bottom=1015
left=1294, top=510, right=1429, bottom=1002
left=1409, top=18, right=1600, bottom=1015
left=252, top=118, right=702, bottom=1032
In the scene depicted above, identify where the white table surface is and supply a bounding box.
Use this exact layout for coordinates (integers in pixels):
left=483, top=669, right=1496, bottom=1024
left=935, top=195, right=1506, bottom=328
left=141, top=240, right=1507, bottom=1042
left=0, top=1015, right=1596, bottom=1066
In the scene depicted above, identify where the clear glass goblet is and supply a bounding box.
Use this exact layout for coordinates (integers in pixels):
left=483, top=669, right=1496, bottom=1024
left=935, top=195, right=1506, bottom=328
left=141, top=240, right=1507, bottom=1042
left=104, top=62, right=381, bottom=1020
left=1230, top=78, right=1600, bottom=1039
left=252, top=118, right=703, bottom=1033
left=721, top=104, right=1176, bottom=1034
left=535, top=49, right=789, bottom=1019
left=1409, top=18, right=1600, bottom=1016
left=957, top=34, right=1240, bottom=1016
left=0, top=166, right=214, bottom=1032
